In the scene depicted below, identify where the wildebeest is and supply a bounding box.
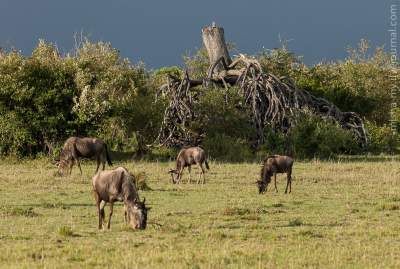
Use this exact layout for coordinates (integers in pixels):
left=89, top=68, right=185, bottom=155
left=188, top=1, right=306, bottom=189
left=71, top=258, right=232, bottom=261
left=57, top=137, right=112, bottom=176
left=92, top=167, right=148, bottom=230
left=257, top=155, right=294, bottom=194
left=168, top=146, right=210, bottom=184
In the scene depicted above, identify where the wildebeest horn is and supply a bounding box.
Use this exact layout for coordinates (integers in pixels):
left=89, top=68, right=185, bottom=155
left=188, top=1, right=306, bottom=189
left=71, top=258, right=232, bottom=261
left=168, top=169, right=175, bottom=174
left=142, top=197, right=146, bottom=204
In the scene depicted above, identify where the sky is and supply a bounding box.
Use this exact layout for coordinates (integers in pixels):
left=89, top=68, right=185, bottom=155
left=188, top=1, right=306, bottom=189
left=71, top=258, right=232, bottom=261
left=0, top=0, right=393, bottom=68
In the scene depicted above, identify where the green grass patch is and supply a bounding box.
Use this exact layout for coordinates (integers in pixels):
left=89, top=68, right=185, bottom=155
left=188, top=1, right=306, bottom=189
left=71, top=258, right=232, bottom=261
left=0, top=159, right=399, bottom=268
left=58, top=226, right=79, bottom=237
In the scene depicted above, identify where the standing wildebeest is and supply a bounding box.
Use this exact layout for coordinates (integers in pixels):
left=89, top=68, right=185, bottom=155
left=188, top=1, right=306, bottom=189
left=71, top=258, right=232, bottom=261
left=57, top=137, right=112, bottom=176
left=92, top=167, right=148, bottom=230
left=168, top=146, right=210, bottom=184
left=257, top=155, right=294, bottom=194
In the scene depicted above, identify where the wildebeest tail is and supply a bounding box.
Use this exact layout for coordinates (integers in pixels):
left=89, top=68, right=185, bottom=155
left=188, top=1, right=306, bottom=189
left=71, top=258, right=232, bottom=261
left=105, top=144, right=113, bottom=166
left=205, top=160, right=210, bottom=170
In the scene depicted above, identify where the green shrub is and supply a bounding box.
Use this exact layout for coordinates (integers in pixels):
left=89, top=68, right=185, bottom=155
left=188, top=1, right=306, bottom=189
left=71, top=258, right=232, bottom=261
left=202, top=134, right=253, bottom=162
left=148, top=146, right=178, bottom=161
left=288, top=111, right=359, bottom=159
left=256, top=128, right=288, bottom=159
left=196, top=87, right=256, bottom=141
left=366, top=121, right=399, bottom=154
left=0, top=41, right=77, bottom=156
left=295, top=40, right=394, bottom=123
left=0, top=111, right=35, bottom=156
left=151, top=66, right=183, bottom=88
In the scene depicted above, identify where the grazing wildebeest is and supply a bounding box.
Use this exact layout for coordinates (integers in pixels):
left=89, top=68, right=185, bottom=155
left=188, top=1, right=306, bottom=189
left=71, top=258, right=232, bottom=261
left=168, top=146, right=210, bottom=184
left=92, top=167, right=148, bottom=230
left=257, top=155, right=294, bottom=194
left=57, top=137, right=112, bottom=176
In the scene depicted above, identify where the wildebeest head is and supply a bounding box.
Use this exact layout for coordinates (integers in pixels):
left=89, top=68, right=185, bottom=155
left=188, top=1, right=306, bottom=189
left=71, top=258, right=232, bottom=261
left=126, top=198, right=149, bottom=230
left=258, top=166, right=274, bottom=194
left=55, top=158, right=71, bottom=177
left=168, top=169, right=179, bottom=183
left=258, top=173, right=273, bottom=194
left=257, top=180, right=268, bottom=194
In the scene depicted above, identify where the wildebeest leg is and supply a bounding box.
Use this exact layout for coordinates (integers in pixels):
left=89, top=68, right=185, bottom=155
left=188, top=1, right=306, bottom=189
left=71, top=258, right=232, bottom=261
left=100, top=201, right=106, bottom=229
left=94, top=193, right=102, bottom=229
left=71, top=148, right=82, bottom=175
left=196, top=165, right=201, bottom=184
left=187, top=165, right=192, bottom=184
left=286, top=170, right=292, bottom=194
left=274, top=173, right=278, bottom=192
left=75, top=158, right=82, bottom=175
left=69, top=159, right=75, bottom=175
left=95, top=157, right=100, bottom=173
left=101, top=152, right=106, bottom=171
left=107, top=202, right=114, bottom=229
left=124, top=205, right=128, bottom=224
left=176, top=167, right=184, bottom=184
left=198, top=163, right=206, bottom=184
left=284, top=174, right=288, bottom=194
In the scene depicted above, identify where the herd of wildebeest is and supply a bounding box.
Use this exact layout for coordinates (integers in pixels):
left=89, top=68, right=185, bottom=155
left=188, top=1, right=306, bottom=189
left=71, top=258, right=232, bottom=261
left=55, top=136, right=294, bottom=230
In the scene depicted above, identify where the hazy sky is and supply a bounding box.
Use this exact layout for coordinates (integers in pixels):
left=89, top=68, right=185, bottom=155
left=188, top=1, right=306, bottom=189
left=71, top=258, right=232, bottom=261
left=0, top=0, right=392, bottom=68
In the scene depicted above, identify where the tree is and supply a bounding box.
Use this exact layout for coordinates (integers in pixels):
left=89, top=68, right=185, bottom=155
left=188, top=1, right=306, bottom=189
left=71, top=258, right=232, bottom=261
left=155, top=24, right=368, bottom=149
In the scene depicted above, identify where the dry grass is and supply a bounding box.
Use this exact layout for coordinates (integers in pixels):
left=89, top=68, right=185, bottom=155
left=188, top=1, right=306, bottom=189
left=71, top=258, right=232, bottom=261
left=0, top=159, right=399, bottom=268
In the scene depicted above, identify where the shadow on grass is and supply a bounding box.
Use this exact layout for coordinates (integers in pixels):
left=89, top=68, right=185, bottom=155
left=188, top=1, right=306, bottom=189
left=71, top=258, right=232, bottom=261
left=0, top=206, right=39, bottom=217
left=335, top=154, right=400, bottom=162
left=279, top=221, right=345, bottom=228
left=110, top=150, right=400, bottom=163
left=20, top=203, right=94, bottom=208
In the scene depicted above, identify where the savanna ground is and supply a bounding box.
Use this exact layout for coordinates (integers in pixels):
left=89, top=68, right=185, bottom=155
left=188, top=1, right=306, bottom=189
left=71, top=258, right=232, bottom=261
left=0, top=157, right=399, bottom=268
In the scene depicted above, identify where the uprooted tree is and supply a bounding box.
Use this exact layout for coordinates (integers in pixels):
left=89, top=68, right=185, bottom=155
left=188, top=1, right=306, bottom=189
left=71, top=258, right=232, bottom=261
left=154, top=24, right=368, bottom=149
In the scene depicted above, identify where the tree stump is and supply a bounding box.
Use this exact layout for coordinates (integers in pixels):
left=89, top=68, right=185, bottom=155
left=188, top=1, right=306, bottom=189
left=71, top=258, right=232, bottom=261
left=202, top=24, right=231, bottom=74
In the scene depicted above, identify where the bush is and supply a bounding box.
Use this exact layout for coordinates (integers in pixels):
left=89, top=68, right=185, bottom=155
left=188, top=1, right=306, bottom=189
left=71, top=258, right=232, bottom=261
left=0, top=111, right=35, bottom=156
left=0, top=41, right=77, bottom=156
left=295, top=40, right=394, bottom=124
left=0, top=40, right=153, bottom=156
left=258, top=40, right=396, bottom=126
left=256, top=128, right=289, bottom=158
left=202, top=134, right=253, bottom=162
left=366, top=122, right=399, bottom=154
left=287, top=112, right=359, bottom=159
left=196, top=87, right=256, bottom=141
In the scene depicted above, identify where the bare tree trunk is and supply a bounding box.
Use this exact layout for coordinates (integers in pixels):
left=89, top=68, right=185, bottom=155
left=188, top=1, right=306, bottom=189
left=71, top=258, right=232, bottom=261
left=202, top=24, right=231, bottom=74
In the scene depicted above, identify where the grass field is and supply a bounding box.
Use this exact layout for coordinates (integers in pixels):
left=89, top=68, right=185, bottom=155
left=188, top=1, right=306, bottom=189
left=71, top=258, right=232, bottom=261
left=0, top=158, right=399, bottom=268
